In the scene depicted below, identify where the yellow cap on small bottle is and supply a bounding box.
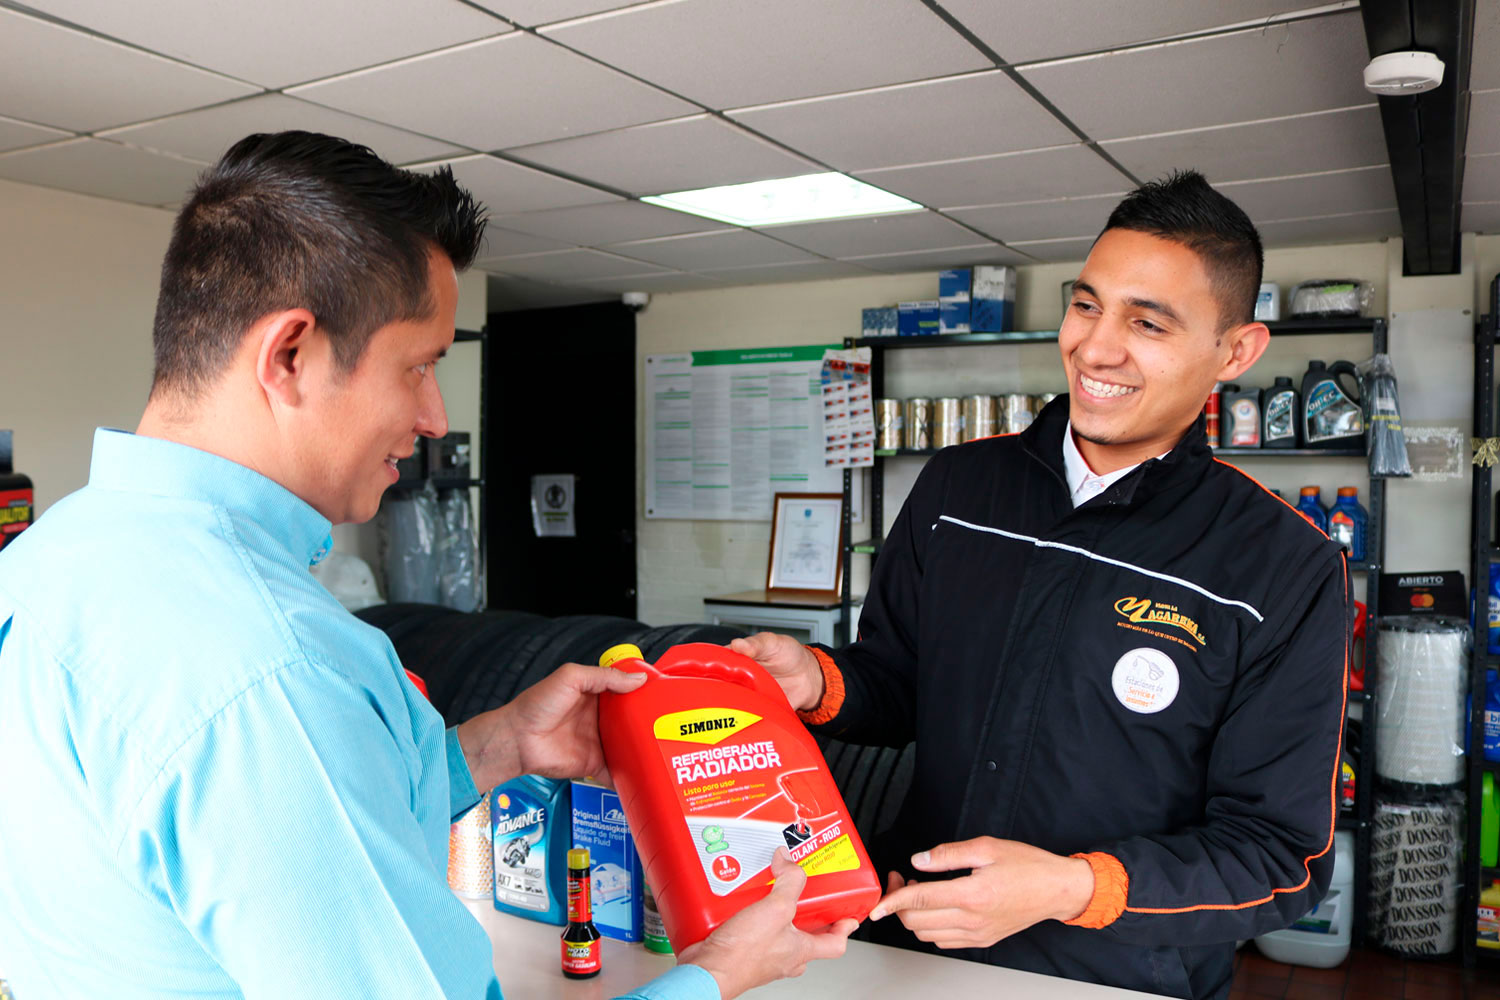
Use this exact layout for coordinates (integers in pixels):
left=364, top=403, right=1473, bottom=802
left=569, top=847, right=591, bottom=869
left=600, top=643, right=645, bottom=669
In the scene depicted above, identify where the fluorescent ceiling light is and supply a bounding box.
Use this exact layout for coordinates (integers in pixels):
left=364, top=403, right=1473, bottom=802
left=642, top=172, right=923, bottom=227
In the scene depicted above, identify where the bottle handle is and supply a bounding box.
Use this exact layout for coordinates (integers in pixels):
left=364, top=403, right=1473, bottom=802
left=653, top=642, right=789, bottom=703
left=1328, top=360, right=1362, bottom=404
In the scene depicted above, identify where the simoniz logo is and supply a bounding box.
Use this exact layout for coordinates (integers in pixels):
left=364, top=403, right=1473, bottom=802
left=1114, top=597, right=1207, bottom=645
left=680, top=716, right=737, bottom=736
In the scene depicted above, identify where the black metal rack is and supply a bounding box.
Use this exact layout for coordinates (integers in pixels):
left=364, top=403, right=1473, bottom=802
left=454, top=326, right=489, bottom=607
left=1465, top=275, right=1500, bottom=965
left=840, top=315, right=1388, bottom=945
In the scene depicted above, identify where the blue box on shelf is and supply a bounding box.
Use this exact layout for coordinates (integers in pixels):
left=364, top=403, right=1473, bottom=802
left=939, top=299, right=971, bottom=334
left=938, top=268, right=972, bottom=301
left=898, top=300, right=941, bottom=336
left=971, top=265, right=1017, bottom=333
left=861, top=306, right=898, bottom=338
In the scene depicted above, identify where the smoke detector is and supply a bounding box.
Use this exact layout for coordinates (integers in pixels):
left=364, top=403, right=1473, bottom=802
left=1363, top=51, right=1445, bottom=95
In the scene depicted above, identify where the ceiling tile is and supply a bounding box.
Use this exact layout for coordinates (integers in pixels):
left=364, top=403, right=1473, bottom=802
left=412, top=155, right=618, bottom=215
left=0, top=115, right=71, bottom=154
left=542, top=0, right=990, bottom=109
left=1102, top=105, right=1387, bottom=186
left=1466, top=154, right=1500, bottom=205
left=25, top=0, right=509, bottom=89
left=845, top=244, right=1029, bottom=273
left=1465, top=203, right=1500, bottom=234
left=481, top=248, right=670, bottom=281
left=940, top=0, right=1317, bottom=64
left=1467, top=91, right=1500, bottom=158
left=1255, top=209, right=1401, bottom=247
left=99, top=94, right=464, bottom=168
left=609, top=230, right=819, bottom=270
left=695, top=260, right=875, bottom=284
left=1218, top=166, right=1396, bottom=222
left=946, top=194, right=1123, bottom=244
left=0, top=8, right=259, bottom=133
left=1019, top=12, right=1371, bottom=142
left=1475, top=3, right=1500, bottom=92
left=0, top=138, right=206, bottom=206
left=728, top=70, right=1075, bottom=172
left=492, top=201, right=726, bottom=245
left=479, top=227, right=577, bottom=257
left=1006, top=236, right=1097, bottom=262
left=507, top=115, right=816, bottom=196
left=759, top=211, right=985, bottom=258
left=556, top=271, right=726, bottom=293
left=485, top=273, right=613, bottom=312
left=289, top=33, right=695, bottom=151
left=856, top=145, right=1128, bottom=210
left=469, top=1, right=650, bottom=29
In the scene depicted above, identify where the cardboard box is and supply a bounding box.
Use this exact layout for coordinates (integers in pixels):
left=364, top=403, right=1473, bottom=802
left=1378, top=571, right=1466, bottom=618
left=898, top=300, right=940, bottom=336
left=938, top=268, right=972, bottom=301
left=571, top=781, right=643, bottom=942
left=939, top=299, right=971, bottom=334
left=970, top=265, right=1017, bottom=333
left=861, top=306, right=898, bottom=338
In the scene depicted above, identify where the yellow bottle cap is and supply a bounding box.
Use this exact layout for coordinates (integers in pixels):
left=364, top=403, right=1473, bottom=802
left=569, top=847, right=591, bottom=868
left=600, top=643, right=645, bottom=670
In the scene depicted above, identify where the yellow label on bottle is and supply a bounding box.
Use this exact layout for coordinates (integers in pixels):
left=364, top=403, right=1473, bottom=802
left=796, top=834, right=861, bottom=877
left=653, top=708, right=763, bottom=745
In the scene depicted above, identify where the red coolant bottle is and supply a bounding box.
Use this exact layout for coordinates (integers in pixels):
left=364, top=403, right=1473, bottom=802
left=597, top=642, right=880, bottom=951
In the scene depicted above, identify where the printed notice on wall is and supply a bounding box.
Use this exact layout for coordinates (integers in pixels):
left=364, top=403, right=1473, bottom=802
left=646, top=345, right=846, bottom=520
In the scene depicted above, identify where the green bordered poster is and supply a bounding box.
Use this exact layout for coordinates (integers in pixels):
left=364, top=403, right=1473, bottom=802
left=646, top=345, right=842, bottom=520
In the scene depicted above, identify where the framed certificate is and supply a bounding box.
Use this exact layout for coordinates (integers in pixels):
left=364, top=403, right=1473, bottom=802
left=766, top=492, right=846, bottom=598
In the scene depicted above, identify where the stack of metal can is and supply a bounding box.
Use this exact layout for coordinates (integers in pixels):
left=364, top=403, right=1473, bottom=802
left=872, top=393, right=1059, bottom=449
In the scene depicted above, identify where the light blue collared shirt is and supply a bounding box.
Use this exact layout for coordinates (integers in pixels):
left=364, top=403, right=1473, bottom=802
left=0, top=429, right=715, bottom=1000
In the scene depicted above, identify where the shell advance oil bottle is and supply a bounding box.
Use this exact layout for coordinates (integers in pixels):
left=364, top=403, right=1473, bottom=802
left=489, top=776, right=570, bottom=925
left=596, top=643, right=880, bottom=952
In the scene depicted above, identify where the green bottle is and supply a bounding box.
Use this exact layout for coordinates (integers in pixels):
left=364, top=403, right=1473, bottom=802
left=643, top=881, right=673, bottom=954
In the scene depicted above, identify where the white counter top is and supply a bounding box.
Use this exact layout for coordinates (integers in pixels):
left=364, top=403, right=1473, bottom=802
left=460, top=895, right=1163, bottom=998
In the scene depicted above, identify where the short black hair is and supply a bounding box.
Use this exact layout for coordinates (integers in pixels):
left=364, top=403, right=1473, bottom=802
left=1100, top=169, right=1263, bottom=329
left=151, top=130, right=487, bottom=397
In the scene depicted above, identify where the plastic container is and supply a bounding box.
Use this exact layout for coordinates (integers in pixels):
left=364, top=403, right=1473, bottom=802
left=1485, top=670, right=1500, bottom=762
left=596, top=642, right=881, bottom=951
left=1327, top=487, right=1368, bottom=562
left=561, top=847, right=603, bottom=978
left=1489, top=564, right=1500, bottom=655
left=1484, top=773, right=1499, bottom=869
left=1301, top=360, right=1364, bottom=450
left=1255, top=831, right=1355, bottom=967
left=1204, top=383, right=1222, bottom=449
left=1255, top=282, right=1282, bottom=322
left=1221, top=384, right=1261, bottom=448
left=1295, top=487, right=1329, bottom=534
left=1261, top=377, right=1299, bottom=448
left=491, top=776, right=571, bottom=925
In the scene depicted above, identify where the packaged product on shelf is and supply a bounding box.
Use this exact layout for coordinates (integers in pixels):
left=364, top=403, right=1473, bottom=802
left=1288, top=279, right=1372, bottom=318
left=1221, top=384, right=1261, bottom=447
left=938, top=269, right=971, bottom=334
left=1203, top=383, right=1222, bottom=449
left=1490, top=565, right=1500, bottom=656
left=1326, top=487, right=1368, bottom=562
left=1485, top=669, right=1500, bottom=761
left=1295, top=486, right=1329, bottom=534
left=1300, top=360, right=1364, bottom=450
left=897, top=301, right=940, bottom=336
left=1261, top=377, right=1298, bottom=448
left=860, top=307, right=898, bottom=338
left=1360, top=353, right=1414, bottom=478
left=1254, top=281, right=1281, bottom=322
left=1480, top=880, right=1500, bottom=950
left=970, top=265, right=1016, bottom=333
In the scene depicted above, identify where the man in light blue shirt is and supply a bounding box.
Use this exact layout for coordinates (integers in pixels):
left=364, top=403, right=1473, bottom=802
left=0, top=131, right=854, bottom=999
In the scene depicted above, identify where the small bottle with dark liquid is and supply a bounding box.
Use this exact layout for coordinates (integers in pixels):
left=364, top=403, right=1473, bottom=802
left=560, top=847, right=602, bottom=979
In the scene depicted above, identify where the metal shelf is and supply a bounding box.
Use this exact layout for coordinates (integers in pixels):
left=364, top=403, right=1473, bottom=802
left=852, top=330, right=1059, bottom=349
left=1215, top=447, right=1367, bottom=457
left=1261, top=316, right=1381, bottom=335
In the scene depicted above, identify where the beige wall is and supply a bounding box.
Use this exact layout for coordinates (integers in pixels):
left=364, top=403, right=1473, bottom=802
left=0, top=175, right=484, bottom=587
left=1, top=178, right=172, bottom=511
left=637, top=236, right=1486, bottom=628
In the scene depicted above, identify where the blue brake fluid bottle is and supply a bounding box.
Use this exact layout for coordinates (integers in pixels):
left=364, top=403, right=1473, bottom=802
left=1486, top=671, right=1500, bottom=763
left=1326, top=487, right=1368, bottom=562
left=490, top=776, right=571, bottom=925
left=1295, top=486, right=1329, bottom=534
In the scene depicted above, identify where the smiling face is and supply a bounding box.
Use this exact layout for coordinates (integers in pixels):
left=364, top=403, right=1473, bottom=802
left=294, top=249, right=456, bottom=524
left=1059, top=228, right=1268, bottom=473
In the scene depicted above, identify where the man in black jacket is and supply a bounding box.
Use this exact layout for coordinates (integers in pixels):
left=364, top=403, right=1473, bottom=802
left=731, top=171, right=1350, bottom=999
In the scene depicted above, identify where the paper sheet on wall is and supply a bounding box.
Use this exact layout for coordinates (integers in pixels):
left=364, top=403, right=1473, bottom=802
left=645, top=345, right=845, bottom=520
left=820, top=348, right=874, bottom=469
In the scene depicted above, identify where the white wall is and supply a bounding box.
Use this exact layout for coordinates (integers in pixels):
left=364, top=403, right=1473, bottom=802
left=0, top=175, right=484, bottom=585
left=636, top=236, right=1486, bottom=628
left=1, top=178, right=172, bottom=511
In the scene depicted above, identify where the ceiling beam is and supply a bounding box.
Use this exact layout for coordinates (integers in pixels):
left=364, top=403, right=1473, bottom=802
left=1360, top=0, right=1475, bottom=275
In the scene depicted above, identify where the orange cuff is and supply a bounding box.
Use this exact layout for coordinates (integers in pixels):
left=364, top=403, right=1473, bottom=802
left=1064, top=852, right=1129, bottom=929
left=796, top=647, right=846, bottom=726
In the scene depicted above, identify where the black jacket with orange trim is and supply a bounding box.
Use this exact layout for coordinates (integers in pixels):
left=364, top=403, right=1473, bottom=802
left=805, top=394, right=1350, bottom=1000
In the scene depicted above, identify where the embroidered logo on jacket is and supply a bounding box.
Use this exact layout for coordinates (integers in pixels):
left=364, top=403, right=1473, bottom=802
left=1114, top=597, right=1207, bottom=651
left=1111, top=648, right=1180, bottom=714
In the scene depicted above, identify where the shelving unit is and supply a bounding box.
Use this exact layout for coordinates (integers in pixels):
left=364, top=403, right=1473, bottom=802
left=1465, top=275, right=1499, bottom=966
left=840, top=314, right=1388, bottom=945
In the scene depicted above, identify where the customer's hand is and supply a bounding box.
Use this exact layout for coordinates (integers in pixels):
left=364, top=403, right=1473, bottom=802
left=868, top=837, right=1095, bottom=950
left=727, top=632, right=825, bottom=712
left=678, top=848, right=858, bottom=999
left=456, top=663, right=646, bottom=793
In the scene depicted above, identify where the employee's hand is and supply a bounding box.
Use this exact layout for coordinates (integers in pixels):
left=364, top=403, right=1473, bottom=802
left=456, top=663, right=646, bottom=793
left=868, top=837, right=1095, bottom=950
left=727, top=632, right=824, bottom=712
left=679, top=848, right=858, bottom=1000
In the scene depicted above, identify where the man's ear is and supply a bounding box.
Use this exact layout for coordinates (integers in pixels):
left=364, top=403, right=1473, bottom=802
left=253, top=309, right=318, bottom=408
left=1215, top=321, right=1271, bottom=383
